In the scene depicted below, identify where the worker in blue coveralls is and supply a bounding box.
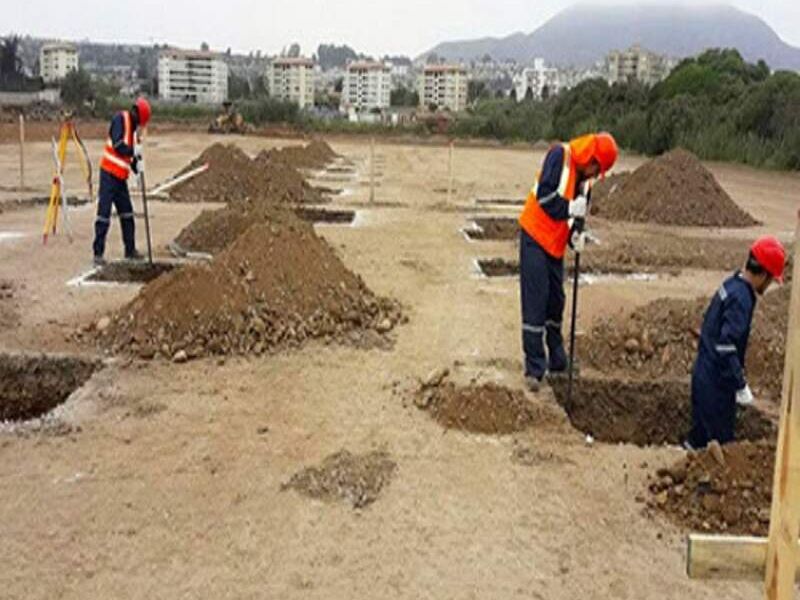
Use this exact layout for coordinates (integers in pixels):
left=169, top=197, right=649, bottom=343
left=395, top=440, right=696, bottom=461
left=686, top=236, right=787, bottom=449
left=92, top=97, right=151, bottom=265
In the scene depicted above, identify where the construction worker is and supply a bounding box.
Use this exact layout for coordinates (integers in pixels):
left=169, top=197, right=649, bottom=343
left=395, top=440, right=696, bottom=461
left=686, top=237, right=787, bottom=449
left=92, top=97, right=151, bottom=265
left=518, top=133, right=618, bottom=391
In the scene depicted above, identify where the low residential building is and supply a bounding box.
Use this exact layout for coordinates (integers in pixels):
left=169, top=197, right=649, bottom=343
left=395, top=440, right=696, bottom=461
left=264, top=57, right=316, bottom=109
left=39, top=43, right=79, bottom=83
left=513, top=58, right=559, bottom=101
left=418, top=65, right=468, bottom=112
left=606, top=44, right=670, bottom=86
left=340, top=61, right=391, bottom=113
left=158, top=49, right=228, bottom=104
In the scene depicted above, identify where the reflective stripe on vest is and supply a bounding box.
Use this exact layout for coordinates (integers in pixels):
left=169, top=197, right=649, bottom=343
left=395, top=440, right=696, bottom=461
left=518, top=143, right=577, bottom=259
left=100, top=111, right=133, bottom=180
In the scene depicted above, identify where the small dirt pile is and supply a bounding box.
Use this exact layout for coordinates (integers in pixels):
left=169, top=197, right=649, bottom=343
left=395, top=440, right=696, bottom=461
left=265, top=140, right=338, bottom=170
left=104, top=217, right=401, bottom=360
left=550, top=377, right=774, bottom=446
left=582, top=285, right=791, bottom=402
left=415, top=374, right=538, bottom=434
left=167, top=143, right=323, bottom=205
left=592, top=149, right=759, bottom=227
left=0, top=353, right=98, bottom=421
left=648, top=440, right=774, bottom=535
left=282, top=450, right=396, bottom=508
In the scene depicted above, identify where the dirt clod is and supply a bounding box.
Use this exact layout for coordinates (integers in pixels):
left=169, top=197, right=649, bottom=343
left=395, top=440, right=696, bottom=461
left=648, top=440, right=774, bottom=535
left=592, top=149, right=759, bottom=227
left=282, top=449, right=396, bottom=509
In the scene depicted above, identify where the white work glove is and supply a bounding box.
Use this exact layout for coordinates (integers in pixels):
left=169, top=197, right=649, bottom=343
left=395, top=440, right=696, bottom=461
left=736, top=385, right=754, bottom=406
left=568, top=195, right=588, bottom=218
left=571, top=230, right=587, bottom=253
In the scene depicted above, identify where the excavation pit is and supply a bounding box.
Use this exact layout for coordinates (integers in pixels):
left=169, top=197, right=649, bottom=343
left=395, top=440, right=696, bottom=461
left=416, top=381, right=539, bottom=435
left=464, top=217, right=518, bottom=241
left=0, top=353, right=98, bottom=422
left=550, top=377, right=775, bottom=447
left=293, top=207, right=356, bottom=225
left=474, top=197, right=525, bottom=206
left=475, top=258, right=662, bottom=282
left=86, top=261, right=178, bottom=284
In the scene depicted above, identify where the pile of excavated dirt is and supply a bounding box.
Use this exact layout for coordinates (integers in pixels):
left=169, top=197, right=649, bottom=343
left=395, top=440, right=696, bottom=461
left=282, top=450, right=396, bottom=509
left=648, top=440, right=774, bottom=535
left=592, top=149, right=759, bottom=227
left=582, top=285, right=791, bottom=402
left=103, top=217, right=402, bottom=360
left=0, top=353, right=98, bottom=421
left=167, top=143, right=323, bottom=206
left=550, top=377, right=774, bottom=446
left=415, top=376, right=539, bottom=435
left=264, top=140, right=339, bottom=170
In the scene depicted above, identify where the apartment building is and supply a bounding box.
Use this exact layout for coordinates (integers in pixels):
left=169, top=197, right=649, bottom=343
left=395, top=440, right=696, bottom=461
left=264, top=57, right=316, bottom=109
left=340, top=61, right=392, bottom=112
left=606, top=44, right=670, bottom=86
left=158, top=49, right=228, bottom=104
left=417, top=65, right=468, bottom=112
left=513, top=58, right=559, bottom=101
left=40, top=43, right=79, bottom=83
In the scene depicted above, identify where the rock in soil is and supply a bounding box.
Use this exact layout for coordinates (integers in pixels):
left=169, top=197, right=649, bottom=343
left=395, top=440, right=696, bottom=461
left=100, top=211, right=401, bottom=360
left=282, top=449, right=396, bottom=509
left=648, top=440, right=774, bottom=535
left=591, top=148, right=759, bottom=227
left=550, top=377, right=775, bottom=446
left=0, top=353, right=99, bottom=422
left=416, top=381, right=539, bottom=435
left=581, top=285, right=791, bottom=403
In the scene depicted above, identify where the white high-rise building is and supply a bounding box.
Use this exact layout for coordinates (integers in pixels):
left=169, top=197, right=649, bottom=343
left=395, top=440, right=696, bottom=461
left=513, top=58, right=560, bottom=101
left=158, top=49, right=228, bottom=104
left=265, top=57, right=316, bottom=109
left=418, top=65, right=468, bottom=112
left=341, top=61, right=392, bottom=112
left=39, top=43, right=79, bottom=83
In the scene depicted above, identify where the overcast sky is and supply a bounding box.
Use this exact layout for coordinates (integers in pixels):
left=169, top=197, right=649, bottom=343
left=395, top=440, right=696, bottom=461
left=5, top=0, right=800, bottom=57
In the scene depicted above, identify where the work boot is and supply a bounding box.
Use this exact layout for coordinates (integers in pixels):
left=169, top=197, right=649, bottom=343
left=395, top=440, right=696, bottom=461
left=125, top=250, right=145, bottom=262
left=93, top=255, right=106, bottom=267
left=525, top=376, right=542, bottom=393
left=547, top=360, right=581, bottom=381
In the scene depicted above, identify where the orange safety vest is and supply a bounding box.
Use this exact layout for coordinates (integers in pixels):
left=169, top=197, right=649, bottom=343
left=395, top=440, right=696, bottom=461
left=518, top=142, right=578, bottom=259
left=99, top=110, right=134, bottom=180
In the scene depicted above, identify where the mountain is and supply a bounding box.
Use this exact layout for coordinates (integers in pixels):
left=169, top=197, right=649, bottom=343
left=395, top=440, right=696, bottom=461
left=422, top=4, right=800, bottom=70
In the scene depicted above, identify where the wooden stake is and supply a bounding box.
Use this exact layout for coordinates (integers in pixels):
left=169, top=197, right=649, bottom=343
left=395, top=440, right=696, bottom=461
left=764, top=210, right=800, bottom=599
left=447, top=140, right=454, bottom=204
left=18, top=114, right=25, bottom=193
left=369, top=137, right=375, bottom=203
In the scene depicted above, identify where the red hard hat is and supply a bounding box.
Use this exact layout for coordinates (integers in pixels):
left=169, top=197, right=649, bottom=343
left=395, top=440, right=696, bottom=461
left=594, top=132, right=618, bottom=174
left=135, top=97, right=151, bottom=127
left=751, top=236, right=786, bottom=282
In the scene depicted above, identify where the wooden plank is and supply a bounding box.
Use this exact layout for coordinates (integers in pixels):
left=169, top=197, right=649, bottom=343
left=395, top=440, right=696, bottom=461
left=765, top=212, right=800, bottom=599
left=688, top=534, right=771, bottom=581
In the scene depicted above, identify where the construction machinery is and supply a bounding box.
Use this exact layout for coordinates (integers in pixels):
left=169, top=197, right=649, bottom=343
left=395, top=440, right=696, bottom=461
left=209, top=101, right=253, bottom=135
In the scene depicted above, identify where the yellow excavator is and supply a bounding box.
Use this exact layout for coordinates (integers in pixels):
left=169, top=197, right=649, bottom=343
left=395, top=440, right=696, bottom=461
left=209, top=101, right=253, bottom=134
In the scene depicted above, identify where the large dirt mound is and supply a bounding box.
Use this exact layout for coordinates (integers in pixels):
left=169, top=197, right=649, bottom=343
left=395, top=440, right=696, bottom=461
left=648, top=440, right=774, bottom=535
left=167, top=143, right=323, bottom=205
left=582, top=285, right=790, bottom=402
left=592, top=149, right=759, bottom=227
left=415, top=377, right=539, bottom=435
left=282, top=450, right=396, bottom=508
left=264, top=140, right=338, bottom=170
left=104, top=217, right=401, bottom=360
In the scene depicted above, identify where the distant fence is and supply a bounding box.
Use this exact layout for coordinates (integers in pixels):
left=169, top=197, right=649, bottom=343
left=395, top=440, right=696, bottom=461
left=0, top=89, right=61, bottom=107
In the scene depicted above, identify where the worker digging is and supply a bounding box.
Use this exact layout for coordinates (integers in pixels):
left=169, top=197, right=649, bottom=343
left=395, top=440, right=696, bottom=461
left=91, top=96, right=151, bottom=266
left=686, top=236, right=787, bottom=449
left=517, top=131, right=618, bottom=392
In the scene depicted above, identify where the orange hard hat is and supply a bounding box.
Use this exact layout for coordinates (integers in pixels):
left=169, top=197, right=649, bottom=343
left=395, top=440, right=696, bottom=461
left=134, top=97, right=151, bottom=127
left=751, top=236, right=786, bottom=282
left=594, top=132, right=618, bottom=174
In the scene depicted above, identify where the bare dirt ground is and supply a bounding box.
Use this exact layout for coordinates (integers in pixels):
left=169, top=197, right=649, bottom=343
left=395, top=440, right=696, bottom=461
left=0, top=131, right=798, bottom=599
